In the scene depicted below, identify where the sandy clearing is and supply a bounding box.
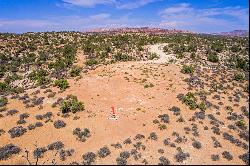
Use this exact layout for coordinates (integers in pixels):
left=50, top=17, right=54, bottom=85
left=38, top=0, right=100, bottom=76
left=146, top=44, right=177, bottom=64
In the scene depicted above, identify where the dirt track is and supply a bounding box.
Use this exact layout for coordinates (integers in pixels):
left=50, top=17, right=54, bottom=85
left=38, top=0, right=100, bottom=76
left=147, top=44, right=176, bottom=63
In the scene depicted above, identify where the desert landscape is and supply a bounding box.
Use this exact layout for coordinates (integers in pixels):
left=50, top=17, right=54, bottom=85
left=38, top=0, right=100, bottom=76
left=0, top=30, right=249, bottom=165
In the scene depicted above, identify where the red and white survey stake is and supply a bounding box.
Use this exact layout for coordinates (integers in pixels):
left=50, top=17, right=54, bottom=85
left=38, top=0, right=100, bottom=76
left=111, top=106, right=116, bottom=115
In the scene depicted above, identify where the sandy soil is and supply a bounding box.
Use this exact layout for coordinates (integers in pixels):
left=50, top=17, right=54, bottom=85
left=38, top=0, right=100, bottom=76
left=0, top=45, right=248, bottom=165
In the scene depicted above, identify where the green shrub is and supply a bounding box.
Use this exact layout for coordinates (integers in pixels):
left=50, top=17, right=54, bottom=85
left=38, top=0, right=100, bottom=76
left=230, top=45, right=241, bottom=53
left=48, top=92, right=56, bottom=98
left=0, top=97, right=8, bottom=107
left=173, top=44, right=185, bottom=54
left=0, top=82, right=11, bottom=92
left=234, top=73, right=244, bottom=81
left=85, top=59, right=98, bottom=66
left=70, top=66, right=81, bottom=77
left=0, top=82, right=23, bottom=94
left=235, top=57, right=249, bottom=71
left=37, top=77, right=51, bottom=86
left=163, top=45, right=168, bottom=52
left=28, top=69, right=50, bottom=85
left=207, top=54, right=219, bottom=63
left=181, top=65, right=194, bottom=74
left=4, top=73, right=22, bottom=84
left=60, top=95, right=84, bottom=114
left=236, top=120, right=246, bottom=127
left=211, top=42, right=224, bottom=53
left=183, top=92, right=197, bottom=110
left=228, top=55, right=249, bottom=71
left=187, top=44, right=197, bottom=52
left=158, top=124, right=167, bottom=130
left=54, top=79, right=69, bottom=90
left=62, top=45, right=76, bottom=68
left=198, top=102, right=206, bottom=111
left=225, top=106, right=233, bottom=112
left=49, top=59, right=66, bottom=71
left=144, top=83, right=154, bottom=88
left=10, top=87, right=24, bottom=94
left=138, top=46, right=144, bottom=51
left=114, top=53, right=133, bottom=61
left=190, top=53, right=196, bottom=59
left=149, top=53, right=159, bottom=60
left=176, top=53, right=184, bottom=59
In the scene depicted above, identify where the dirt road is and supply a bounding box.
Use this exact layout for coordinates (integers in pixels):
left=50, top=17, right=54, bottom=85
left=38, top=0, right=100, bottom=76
left=147, top=44, right=176, bottom=63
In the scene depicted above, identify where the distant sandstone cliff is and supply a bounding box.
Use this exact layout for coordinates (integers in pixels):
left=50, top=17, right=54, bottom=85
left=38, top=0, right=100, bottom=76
left=83, top=27, right=194, bottom=35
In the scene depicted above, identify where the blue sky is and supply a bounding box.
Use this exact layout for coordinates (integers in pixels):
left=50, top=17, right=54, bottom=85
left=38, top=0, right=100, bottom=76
left=0, top=0, right=249, bottom=33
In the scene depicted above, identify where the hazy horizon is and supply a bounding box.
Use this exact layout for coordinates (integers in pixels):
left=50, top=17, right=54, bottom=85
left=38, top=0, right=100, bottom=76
left=0, top=0, right=249, bottom=33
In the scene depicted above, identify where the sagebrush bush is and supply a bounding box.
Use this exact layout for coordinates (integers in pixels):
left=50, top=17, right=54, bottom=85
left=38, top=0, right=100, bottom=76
left=85, top=59, right=98, bottom=66
left=190, top=53, right=196, bottom=59
left=60, top=95, right=84, bottom=114
left=198, top=102, right=206, bottom=111
left=4, top=73, right=22, bottom=84
left=54, top=79, right=69, bottom=90
left=181, top=65, right=194, bottom=74
left=183, top=92, right=197, bottom=110
left=114, top=53, right=134, bottom=61
left=0, top=97, right=8, bottom=107
left=0, top=82, right=10, bottom=92
left=70, top=66, right=81, bottom=77
left=144, top=83, right=154, bottom=88
left=230, top=45, right=241, bottom=53
left=149, top=53, right=159, bottom=60
left=28, top=69, right=50, bottom=85
left=234, top=73, right=244, bottom=81
left=0, top=82, right=23, bottom=94
left=211, top=42, right=224, bottom=53
left=163, top=45, right=168, bottom=52
left=207, top=54, right=219, bottom=63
